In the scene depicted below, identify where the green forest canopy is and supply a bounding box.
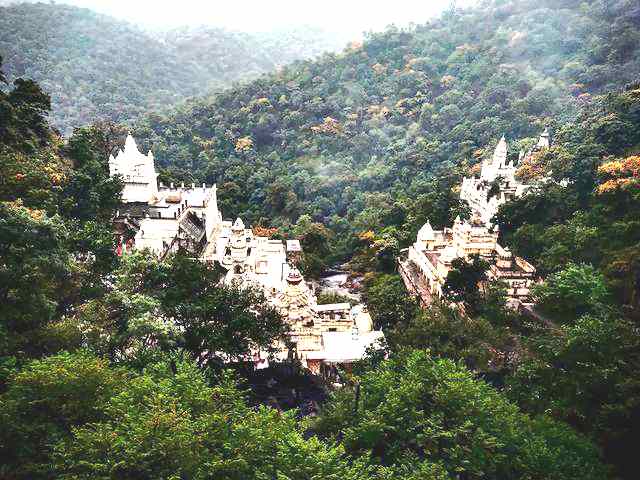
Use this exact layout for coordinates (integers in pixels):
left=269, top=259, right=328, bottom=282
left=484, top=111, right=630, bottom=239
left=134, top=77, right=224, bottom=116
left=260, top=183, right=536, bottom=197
left=2, top=0, right=640, bottom=478
left=130, top=0, right=640, bottom=264
left=0, top=2, right=349, bottom=134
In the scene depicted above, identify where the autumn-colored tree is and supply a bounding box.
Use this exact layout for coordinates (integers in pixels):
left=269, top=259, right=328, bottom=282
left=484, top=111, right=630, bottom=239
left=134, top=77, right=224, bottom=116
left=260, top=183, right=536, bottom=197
left=597, top=155, right=640, bottom=195
left=234, top=136, right=253, bottom=152
left=310, top=117, right=344, bottom=135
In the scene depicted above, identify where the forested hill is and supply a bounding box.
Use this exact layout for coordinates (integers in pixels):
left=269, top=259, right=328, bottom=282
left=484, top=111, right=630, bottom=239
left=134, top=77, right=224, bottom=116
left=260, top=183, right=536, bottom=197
left=0, top=2, right=348, bottom=134
left=133, top=0, right=640, bottom=259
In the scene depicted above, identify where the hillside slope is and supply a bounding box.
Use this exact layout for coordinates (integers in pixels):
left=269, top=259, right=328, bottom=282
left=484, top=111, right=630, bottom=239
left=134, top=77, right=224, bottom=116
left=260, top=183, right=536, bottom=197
left=133, top=0, right=640, bottom=256
left=0, top=2, right=347, bottom=133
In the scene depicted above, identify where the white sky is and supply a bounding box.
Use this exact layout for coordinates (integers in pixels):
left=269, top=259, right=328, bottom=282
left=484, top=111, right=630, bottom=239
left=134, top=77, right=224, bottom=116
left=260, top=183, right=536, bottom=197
left=47, top=0, right=478, bottom=35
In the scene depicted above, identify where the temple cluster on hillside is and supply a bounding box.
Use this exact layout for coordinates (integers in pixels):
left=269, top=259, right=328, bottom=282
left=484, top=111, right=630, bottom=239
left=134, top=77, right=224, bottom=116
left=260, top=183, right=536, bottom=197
left=399, top=130, right=551, bottom=310
left=109, top=135, right=384, bottom=373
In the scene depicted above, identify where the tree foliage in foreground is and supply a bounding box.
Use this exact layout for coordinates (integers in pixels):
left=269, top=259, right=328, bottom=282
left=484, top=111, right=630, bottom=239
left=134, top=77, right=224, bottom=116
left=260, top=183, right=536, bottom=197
left=0, top=351, right=372, bottom=480
left=313, top=350, right=608, bottom=480
left=0, top=57, right=122, bottom=375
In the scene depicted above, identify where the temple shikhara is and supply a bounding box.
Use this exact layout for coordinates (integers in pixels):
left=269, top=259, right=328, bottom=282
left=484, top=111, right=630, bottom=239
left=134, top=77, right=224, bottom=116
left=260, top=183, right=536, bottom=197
left=399, top=130, right=550, bottom=310
left=110, top=134, right=384, bottom=372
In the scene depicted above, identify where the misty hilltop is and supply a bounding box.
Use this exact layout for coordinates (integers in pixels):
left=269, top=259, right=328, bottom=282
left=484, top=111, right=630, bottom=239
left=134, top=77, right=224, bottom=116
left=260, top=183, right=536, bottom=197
left=0, top=2, right=350, bottom=134
left=3, top=1, right=640, bottom=479
left=132, top=0, right=639, bottom=239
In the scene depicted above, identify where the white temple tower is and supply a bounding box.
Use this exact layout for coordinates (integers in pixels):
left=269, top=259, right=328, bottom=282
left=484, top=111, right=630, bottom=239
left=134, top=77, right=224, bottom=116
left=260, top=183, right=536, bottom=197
left=109, top=134, right=158, bottom=203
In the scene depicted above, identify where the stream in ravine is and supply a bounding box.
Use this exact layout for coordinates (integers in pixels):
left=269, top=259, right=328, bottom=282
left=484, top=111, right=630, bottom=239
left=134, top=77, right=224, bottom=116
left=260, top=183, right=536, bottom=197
left=315, top=268, right=363, bottom=302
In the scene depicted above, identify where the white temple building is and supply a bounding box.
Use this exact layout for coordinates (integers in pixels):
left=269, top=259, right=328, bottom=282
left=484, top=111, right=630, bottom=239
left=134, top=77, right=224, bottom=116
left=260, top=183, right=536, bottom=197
left=401, top=214, right=536, bottom=309
left=459, top=128, right=550, bottom=226
left=109, top=134, right=159, bottom=203
left=111, top=134, right=383, bottom=372
left=399, top=130, right=550, bottom=310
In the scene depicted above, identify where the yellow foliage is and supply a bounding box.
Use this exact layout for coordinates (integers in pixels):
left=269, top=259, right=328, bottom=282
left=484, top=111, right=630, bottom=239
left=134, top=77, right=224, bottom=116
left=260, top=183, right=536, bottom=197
left=27, top=208, right=45, bottom=221
left=246, top=97, right=272, bottom=112
left=516, top=151, right=547, bottom=182
left=441, top=75, right=456, bottom=88
left=310, top=117, right=344, bottom=136
left=252, top=225, right=279, bottom=238
left=358, top=230, right=376, bottom=243
left=371, top=63, right=387, bottom=75
left=404, top=57, right=420, bottom=71
left=597, top=155, right=640, bottom=194
left=3, top=199, right=45, bottom=221
left=471, top=149, right=485, bottom=160
left=234, top=136, right=253, bottom=153
left=366, top=105, right=390, bottom=118
left=395, top=98, right=408, bottom=110
left=44, top=163, right=66, bottom=185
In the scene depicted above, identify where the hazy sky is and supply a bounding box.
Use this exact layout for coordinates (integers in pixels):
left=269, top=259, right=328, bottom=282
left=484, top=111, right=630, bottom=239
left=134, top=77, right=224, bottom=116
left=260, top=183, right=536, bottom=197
left=46, top=0, right=478, bottom=35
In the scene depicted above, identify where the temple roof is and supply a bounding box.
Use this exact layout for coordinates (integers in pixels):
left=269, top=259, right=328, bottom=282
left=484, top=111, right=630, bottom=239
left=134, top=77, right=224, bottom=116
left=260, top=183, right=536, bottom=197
left=417, top=220, right=434, bottom=242
left=124, top=133, right=138, bottom=153
left=232, top=217, right=245, bottom=232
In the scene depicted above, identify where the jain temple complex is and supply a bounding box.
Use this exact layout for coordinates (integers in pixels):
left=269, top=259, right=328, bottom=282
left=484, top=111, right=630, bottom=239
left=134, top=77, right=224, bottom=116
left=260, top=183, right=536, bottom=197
left=399, top=130, right=551, bottom=310
left=109, top=134, right=384, bottom=373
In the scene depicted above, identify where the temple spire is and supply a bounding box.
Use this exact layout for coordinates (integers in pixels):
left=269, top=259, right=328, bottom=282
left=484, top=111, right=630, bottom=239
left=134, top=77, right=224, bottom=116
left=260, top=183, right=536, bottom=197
left=417, top=220, right=435, bottom=242
left=536, top=127, right=550, bottom=149
left=493, top=135, right=508, bottom=166
left=232, top=217, right=245, bottom=232
left=124, top=133, right=138, bottom=153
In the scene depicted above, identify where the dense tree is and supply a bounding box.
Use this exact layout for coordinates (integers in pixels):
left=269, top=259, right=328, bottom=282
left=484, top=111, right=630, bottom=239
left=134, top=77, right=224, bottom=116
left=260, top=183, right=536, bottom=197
left=385, top=301, right=518, bottom=373
left=2, top=3, right=640, bottom=479
left=496, top=85, right=640, bottom=316
left=532, top=263, right=613, bottom=321
left=52, top=359, right=370, bottom=480
left=364, top=273, right=419, bottom=330
left=507, top=314, right=640, bottom=479
left=75, top=252, right=286, bottom=369
left=0, top=202, right=74, bottom=360
left=292, top=214, right=333, bottom=277
left=0, top=352, right=372, bottom=480
left=0, top=58, right=121, bottom=370
left=0, top=3, right=347, bottom=134
left=443, top=254, right=491, bottom=315
left=313, top=350, right=608, bottom=480
left=0, top=351, right=129, bottom=479
left=0, top=54, right=52, bottom=152
left=129, top=0, right=640, bottom=266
